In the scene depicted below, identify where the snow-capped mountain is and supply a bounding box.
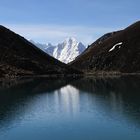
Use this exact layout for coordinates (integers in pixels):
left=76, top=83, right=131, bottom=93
left=31, top=37, right=86, bottom=64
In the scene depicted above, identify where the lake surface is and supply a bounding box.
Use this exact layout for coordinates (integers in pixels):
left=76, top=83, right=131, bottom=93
left=0, top=76, right=140, bottom=140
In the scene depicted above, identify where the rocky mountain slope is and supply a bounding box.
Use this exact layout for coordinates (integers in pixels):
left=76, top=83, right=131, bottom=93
left=32, top=38, right=86, bottom=64
left=70, top=21, right=140, bottom=73
left=0, top=25, right=82, bottom=78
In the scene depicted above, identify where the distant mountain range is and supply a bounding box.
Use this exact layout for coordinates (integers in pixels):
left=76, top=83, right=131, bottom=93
left=0, top=20, right=140, bottom=79
left=31, top=38, right=86, bottom=64
left=0, top=25, right=81, bottom=79
left=70, top=21, right=140, bottom=73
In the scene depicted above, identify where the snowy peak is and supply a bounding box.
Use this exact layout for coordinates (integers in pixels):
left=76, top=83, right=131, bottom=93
left=31, top=37, right=86, bottom=64
left=64, top=37, right=78, bottom=45
left=53, top=37, right=84, bottom=63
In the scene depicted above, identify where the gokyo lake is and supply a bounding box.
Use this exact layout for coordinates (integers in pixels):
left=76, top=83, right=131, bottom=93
left=0, top=76, right=140, bottom=140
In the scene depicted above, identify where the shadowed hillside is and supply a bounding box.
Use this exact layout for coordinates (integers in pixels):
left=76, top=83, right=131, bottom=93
left=70, top=21, right=140, bottom=73
left=0, top=25, right=82, bottom=78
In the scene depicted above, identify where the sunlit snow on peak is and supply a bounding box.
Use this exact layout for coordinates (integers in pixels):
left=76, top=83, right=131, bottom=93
left=32, top=37, right=86, bottom=64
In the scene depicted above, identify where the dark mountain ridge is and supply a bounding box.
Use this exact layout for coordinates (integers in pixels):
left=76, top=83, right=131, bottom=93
left=0, top=25, right=82, bottom=78
left=70, top=21, right=140, bottom=73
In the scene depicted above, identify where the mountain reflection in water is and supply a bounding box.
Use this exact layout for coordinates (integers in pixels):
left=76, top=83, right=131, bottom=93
left=0, top=76, right=140, bottom=140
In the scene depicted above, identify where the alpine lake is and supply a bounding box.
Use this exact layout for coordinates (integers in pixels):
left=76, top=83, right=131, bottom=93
left=0, top=76, right=140, bottom=140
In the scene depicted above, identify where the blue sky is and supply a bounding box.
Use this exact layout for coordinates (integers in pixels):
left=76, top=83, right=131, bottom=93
left=0, top=0, right=140, bottom=45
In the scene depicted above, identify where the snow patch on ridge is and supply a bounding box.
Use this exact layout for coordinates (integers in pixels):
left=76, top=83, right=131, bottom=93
left=109, top=42, right=123, bottom=52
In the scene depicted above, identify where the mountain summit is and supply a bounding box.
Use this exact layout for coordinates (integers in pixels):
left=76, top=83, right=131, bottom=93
left=32, top=37, right=86, bottom=64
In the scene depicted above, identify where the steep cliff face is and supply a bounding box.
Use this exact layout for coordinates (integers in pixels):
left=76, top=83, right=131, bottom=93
left=70, top=21, right=140, bottom=73
left=0, top=25, right=81, bottom=78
